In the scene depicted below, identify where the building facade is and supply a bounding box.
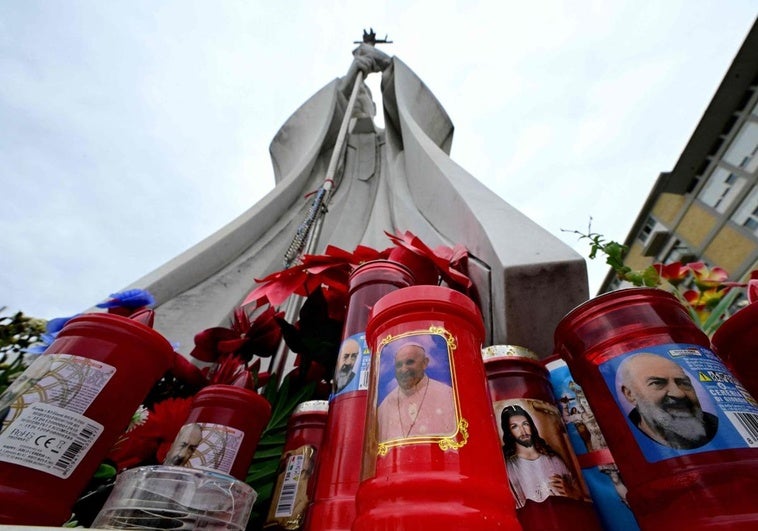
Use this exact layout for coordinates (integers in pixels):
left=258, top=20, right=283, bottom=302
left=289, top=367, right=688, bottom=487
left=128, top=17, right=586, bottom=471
left=600, top=20, right=758, bottom=295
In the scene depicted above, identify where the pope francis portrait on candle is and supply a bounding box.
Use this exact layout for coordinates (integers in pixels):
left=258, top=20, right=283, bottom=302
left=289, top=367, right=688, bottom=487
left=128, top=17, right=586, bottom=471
left=377, top=339, right=457, bottom=441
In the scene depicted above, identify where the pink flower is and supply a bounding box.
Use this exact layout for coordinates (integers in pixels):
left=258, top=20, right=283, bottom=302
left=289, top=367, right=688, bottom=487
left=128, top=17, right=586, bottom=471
left=688, top=262, right=729, bottom=289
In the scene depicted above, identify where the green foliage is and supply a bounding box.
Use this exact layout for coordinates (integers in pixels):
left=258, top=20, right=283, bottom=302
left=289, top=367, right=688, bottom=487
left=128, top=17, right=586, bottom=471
left=563, top=226, right=661, bottom=287
left=0, top=310, right=45, bottom=394
left=246, top=372, right=316, bottom=530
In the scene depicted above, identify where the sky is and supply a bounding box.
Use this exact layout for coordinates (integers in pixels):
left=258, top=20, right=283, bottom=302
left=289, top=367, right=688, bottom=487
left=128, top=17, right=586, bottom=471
left=1, top=2, right=756, bottom=321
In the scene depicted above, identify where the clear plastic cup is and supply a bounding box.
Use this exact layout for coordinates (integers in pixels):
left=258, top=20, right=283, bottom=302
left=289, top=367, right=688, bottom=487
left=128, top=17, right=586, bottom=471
left=92, top=465, right=256, bottom=530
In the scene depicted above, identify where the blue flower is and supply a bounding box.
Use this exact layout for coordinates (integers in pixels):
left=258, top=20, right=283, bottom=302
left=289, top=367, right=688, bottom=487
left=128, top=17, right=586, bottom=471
left=25, top=315, right=76, bottom=354
left=96, top=289, right=155, bottom=309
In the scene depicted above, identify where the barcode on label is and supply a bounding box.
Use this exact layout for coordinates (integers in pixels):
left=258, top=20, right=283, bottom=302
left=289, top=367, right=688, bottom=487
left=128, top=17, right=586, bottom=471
left=726, top=411, right=758, bottom=446
left=274, top=454, right=303, bottom=518
left=274, top=482, right=298, bottom=517
left=54, top=425, right=97, bottom=475
left=359, top=368, right=370, bottom=390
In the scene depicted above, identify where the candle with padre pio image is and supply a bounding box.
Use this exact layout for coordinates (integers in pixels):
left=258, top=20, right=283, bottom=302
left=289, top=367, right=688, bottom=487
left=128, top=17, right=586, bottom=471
left=308, top=260, right=414, bottom=531
left=482, top=345, right=603, bottom=531
left=355, top=286, right=521, bottom=531
left=554, top=288, right=758, bottom=530
left=163, top=384, right=271, bottom=481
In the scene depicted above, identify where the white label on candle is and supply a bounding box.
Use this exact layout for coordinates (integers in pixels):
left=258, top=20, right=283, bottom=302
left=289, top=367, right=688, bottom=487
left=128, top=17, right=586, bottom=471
left=0, top=402, right=103, bottom=478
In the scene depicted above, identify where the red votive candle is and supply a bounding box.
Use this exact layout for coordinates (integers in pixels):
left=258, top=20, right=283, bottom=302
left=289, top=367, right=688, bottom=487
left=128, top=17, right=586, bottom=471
left=355, top=285, right=521, bottom=531
left=163, top=384, right=272, bottom=481
left=265, top=400, right=329, bottom=530
left=308, top=260, right=414, bottom=531
left=711, top=302, right=758, bottom=400
left=0, top=313, right=175, bottom=526
left=554, top=288, right=758, bottom=530
left=482, top=345, right=603, bottom=531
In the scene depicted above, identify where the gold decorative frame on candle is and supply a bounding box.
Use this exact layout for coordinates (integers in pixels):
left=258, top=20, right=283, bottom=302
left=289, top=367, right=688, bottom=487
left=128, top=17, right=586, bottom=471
left=375, top=326, right=468, bottom=455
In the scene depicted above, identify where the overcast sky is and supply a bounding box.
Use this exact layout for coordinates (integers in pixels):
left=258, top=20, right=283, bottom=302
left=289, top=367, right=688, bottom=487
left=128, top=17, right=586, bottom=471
left=1, top=2, right=756, bottom=320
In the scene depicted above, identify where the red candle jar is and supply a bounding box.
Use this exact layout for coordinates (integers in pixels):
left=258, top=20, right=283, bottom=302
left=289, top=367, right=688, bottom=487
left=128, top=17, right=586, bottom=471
left=164, top=384, right=272, bottom=481
left=355, top=286, right=521, bottom=531
left=266, top=400, right=329, bottom=530
left=482, top=345, right=603, bottom=531
left=0, top=313, right=175, bottom=526
left=711, top=302, right=758, bottom=399
left=554, top=288, right=758, bottom=530
left=308, top=260, right=414, bottom=531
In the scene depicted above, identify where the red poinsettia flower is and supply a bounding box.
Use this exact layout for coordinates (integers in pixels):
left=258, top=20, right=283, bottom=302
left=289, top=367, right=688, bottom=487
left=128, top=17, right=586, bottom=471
left=170, top=353, right=208, bottom=388
left=202, top=353, right=269, bottom=391
left=385, top=230, right=472, bottom=290
left=190, top=303, right=283, bottom=363
left=654, top=262, right=690, bottom=286
left=107, top=397, right=193, bottom=470
left=107, top=426, right=159, bottom=471
left=289, top=356, right=332, bottom=399
left=243, top=244, right=387, bottom=308
left=138, top=397, right=194, bottom=464
left=276, top=287, right=344, bottom=385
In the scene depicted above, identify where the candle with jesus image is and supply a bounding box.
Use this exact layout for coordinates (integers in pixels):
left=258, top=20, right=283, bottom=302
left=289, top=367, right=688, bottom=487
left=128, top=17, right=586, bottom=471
left=482, top=345, right=603, bottom=531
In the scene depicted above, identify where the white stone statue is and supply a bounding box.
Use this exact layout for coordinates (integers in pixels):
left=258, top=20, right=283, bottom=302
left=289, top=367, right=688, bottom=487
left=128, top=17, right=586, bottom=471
left=123, top=39, right=589, bottom=364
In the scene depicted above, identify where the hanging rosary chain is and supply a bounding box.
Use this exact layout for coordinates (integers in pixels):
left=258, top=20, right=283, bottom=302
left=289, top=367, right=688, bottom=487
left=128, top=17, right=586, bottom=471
left=283, top=187, right=328, bottom=268
left=281, top=70, right=364, bottom=269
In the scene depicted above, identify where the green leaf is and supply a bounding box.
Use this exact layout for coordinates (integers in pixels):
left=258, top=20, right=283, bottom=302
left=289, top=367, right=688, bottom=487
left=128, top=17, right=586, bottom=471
left=253, top=481, right=274, bottom=504
left=256, top=432, right=287, bottom=447
left=269, top=375, right=291, bottom=421
left=267, top=379, right=315, bottom=430
left=263, top=372, right=279, bottom=404
left=93, top=463, right=117, bottom=479
left=251, top=446, right=284, bottom=460
left=640, top=266, right=661, bottom=287
left=247, top=457, right=279, bottom=483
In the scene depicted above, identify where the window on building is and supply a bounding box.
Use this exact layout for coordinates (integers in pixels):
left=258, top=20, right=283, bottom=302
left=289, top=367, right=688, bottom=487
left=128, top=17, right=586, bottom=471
left=731, top=186, right=758, bottom=236
left=723, top=121, right=758, bottom=173
left=698, top=166, right=747, bottom=213
left=638, top=216, right=656, bottom=243
left=665, top=239, right=696, bottom=264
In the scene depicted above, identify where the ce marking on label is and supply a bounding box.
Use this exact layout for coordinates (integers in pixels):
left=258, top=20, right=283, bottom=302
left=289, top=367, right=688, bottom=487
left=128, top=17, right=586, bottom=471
left=35, top=435, right=64, bottom=453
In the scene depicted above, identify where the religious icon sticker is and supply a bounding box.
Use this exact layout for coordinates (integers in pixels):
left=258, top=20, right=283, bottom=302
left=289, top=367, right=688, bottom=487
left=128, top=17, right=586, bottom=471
left=164, top=422, right=244, bottom=474
left=546, top=358, right=640, bottom=531
left=333, top=333, right=370, bottom=396
left=598, top=343, right=758, bottom=462
left=375, top=328, right=465, bottom=453
left=494, top=398, right=590, bottom=508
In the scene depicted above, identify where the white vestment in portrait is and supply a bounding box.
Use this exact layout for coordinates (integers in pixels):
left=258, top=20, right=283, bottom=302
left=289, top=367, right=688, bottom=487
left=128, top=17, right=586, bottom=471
left=377, top=375, right=456, bottom=441
left=506, top=453, right=573, bottom=508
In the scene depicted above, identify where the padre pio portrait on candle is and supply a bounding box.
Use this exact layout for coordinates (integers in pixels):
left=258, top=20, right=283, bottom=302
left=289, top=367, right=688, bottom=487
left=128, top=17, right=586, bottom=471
left=616, top=352, right=718, bottom=450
